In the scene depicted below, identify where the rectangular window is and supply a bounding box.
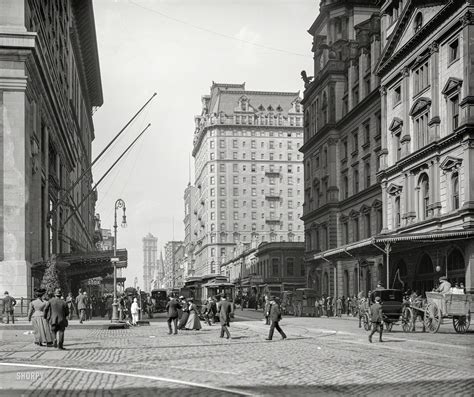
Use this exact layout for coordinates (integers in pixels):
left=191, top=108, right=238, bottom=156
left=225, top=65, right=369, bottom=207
left=353, top=218, right=360, bottom=241
left=393, top=85, right=401, bottom=106
left=232, top=164, right=237, bottom=173
left=352, top=130, right=359, bottom=154
left=232, top=139, right=238, bottom=148
left=272, top=258, right=279, bottom=276
left=220, top=176, right=225, bottom=184
left=365, top=213, right=371, bottom=238
left=354, top=169, right=359, bottom=193
left=233, top=212, right=238, bottom=220
left=449, top=39, right=459, bottom=64
left=342, top=139, right=348, bottom=159
left=219, top=140, right=225, bottom=148
left=413, top=60, right=430, bottom=95
left=414, top=112, right=429, bottom=148
left=233, top=200, right=238, bottom=208
left=220, top=187, right=226, bottom=195
left=210, top=140, right=215, bottom=149
left=251, top=188, right=256, bottom=196
left=451, top=95, right=459, bottom=130
left=219, top=164, right=225, bottom=172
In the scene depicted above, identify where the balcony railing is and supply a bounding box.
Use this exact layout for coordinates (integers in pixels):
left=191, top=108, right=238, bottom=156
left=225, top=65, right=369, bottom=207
left=265, top=195, right=280, bottom=201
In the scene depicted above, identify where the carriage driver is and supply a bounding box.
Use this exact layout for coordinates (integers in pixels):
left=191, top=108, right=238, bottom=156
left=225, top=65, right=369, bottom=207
left=434, top=276, right=452, bottom=294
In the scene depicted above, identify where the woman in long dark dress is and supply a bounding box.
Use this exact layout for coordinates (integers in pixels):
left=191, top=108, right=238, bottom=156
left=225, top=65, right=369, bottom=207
left=28, top=289, right=53, bottom=346
left=177, top=298, right=189, bottom=329
left=185, top=298, right=202, bottom=330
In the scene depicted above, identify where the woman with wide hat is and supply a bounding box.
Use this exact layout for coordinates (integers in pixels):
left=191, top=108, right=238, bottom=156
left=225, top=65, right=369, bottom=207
left=28, top=288, right=54, bottom=346
left=185, top=298, right=202, bottom=330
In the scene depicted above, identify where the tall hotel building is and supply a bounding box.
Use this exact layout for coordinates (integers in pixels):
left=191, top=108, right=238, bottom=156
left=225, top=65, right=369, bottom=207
left=191, top=83, right=304, bottom=276
left=142, top=233, right=158, bottom=292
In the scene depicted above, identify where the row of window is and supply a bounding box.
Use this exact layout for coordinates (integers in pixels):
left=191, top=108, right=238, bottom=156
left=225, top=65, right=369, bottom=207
left=391, top=171, right=460, bottom=228
left=209, top=211, right=301, bottom=221
left=209, top=163, right=301, bottom=173
left=209, top=199, right=301, bottom=209
left=209, top=222, right=300, bottom=232
left=207, top=130, right=302, bottom=138
left=209, top=151, right=301, bottom=161
left=209, top=175, right=302, bottom=185
left=209, top=187, right=301, bottom=197
left=210, top=139, right=301, bottom=150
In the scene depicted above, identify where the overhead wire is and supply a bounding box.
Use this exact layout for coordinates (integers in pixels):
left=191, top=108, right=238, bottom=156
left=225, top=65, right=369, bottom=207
left=128, top=0, right=306, bottom=57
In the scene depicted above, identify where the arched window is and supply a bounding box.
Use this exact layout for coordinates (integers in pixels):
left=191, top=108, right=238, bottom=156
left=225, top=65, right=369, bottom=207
left=415, top=254, right=434, bottom=293
left=414, top=12, right=423, bottom=33
left=418, top=173, right=430, bottom=220
left=447, top=249, right=464, bottom=272
left=452, top=172, right=459, bottom=210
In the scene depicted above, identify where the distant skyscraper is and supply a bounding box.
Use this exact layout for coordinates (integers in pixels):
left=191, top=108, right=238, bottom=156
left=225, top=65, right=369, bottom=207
left=142, top=233, right=158, bottom=292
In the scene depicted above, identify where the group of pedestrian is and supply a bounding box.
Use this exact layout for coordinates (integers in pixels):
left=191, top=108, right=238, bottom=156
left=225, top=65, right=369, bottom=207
left=28, top=288, right=69, bottom=350
left=314, top=295, right=358, bottom=318
left=165, top=295, right=234, bottom=339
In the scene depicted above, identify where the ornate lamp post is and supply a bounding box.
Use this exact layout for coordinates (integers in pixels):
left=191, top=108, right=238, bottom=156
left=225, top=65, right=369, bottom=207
left=112, top=199, right=127, bottom=322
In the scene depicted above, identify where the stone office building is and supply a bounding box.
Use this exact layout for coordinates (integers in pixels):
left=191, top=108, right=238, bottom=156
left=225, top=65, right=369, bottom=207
left=0, top=0, right=105, bottom=298
left=301, top=0, right=383, bottom=298
left=191, top=82, right=304, bottom=277
left=375, top=0, right=474, bottom=293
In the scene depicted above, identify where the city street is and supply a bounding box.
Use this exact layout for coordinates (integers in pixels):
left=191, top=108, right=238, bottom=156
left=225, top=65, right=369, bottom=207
left=0, top=310, right=472, bottom=396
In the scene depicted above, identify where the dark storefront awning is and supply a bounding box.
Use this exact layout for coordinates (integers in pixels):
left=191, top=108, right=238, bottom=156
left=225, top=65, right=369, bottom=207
left=33, top=249, right=128, bottom=280
left=307, top=230, right=474, bottom=264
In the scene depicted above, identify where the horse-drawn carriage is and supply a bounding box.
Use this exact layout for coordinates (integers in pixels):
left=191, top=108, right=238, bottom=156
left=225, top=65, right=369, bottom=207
left=368, top=289, right=405, bottom=332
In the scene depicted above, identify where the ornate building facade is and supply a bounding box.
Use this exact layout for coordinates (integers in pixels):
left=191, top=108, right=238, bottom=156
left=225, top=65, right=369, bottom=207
left=0, top=0, right=103, bottom=297
left=191, top=82, right=304, bottom=277
left=301, top=0, right=383, bottom=298
left=376, top=0, right=474, bottom=292
left=163, top=240, right=184, bottom=289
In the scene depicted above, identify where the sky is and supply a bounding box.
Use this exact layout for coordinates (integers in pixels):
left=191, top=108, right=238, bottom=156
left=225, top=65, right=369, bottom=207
left=91, top=0, right=318, bottom=288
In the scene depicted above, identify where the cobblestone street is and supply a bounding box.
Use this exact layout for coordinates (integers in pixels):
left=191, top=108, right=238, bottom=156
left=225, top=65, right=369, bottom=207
left=0, top=311, right=472, bottom=396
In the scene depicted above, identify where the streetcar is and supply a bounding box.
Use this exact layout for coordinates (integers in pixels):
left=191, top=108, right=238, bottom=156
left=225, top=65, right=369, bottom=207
left=150, top=288, right=168, bottom=312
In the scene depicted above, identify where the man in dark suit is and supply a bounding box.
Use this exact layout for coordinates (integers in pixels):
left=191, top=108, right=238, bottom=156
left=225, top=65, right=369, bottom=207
left=3, top=291, right=17, bottom=324
left=218, top=295, right=232, bottom=339
left=202, top=297, right=213, bottom=326
left=368, top=296, right=384, bottom=343
left=266, top=297, right=287, bottom=341
left=45, top=288, right=69, bottom=350
left=165, top=296, right=181, bottom=335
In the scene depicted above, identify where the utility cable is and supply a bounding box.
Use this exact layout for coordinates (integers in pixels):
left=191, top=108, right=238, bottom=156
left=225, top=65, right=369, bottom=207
left=128, top=0, right=306, bottom=57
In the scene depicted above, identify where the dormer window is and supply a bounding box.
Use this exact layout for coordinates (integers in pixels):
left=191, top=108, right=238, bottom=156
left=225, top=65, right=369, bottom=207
left=414, top=12, right=423, bottom=33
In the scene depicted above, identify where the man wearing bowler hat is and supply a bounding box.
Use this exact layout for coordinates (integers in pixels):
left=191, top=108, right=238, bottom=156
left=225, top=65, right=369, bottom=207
left=265, top=296, right=287, bottom=341
left=45, top=288, right=69, bottom=350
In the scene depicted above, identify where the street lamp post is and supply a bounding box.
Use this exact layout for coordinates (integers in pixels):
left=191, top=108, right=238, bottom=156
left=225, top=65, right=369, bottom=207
left=112, top=198, right=127, bottom=322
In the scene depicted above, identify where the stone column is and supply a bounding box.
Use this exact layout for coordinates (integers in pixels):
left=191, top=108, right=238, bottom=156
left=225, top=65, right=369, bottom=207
left=461, top=12, right=474, bottom=125
left=431, top=157, right=441, bottom=216
left=406, top=172, right=416, bottom=223
left=402, top=173, right=409, bottom=225
left=401, top=67, right=412, bottom=156
left=379, top=86, right=388, bottom=170
left=381, top=182, right=388, bottom=233
left=461, top=137, right=474, bottom=219
left=327, top=138, right=338, bottom=202
left=428, top=42, right=440, bottom=140
left=0, top=5, right=35, bottom=298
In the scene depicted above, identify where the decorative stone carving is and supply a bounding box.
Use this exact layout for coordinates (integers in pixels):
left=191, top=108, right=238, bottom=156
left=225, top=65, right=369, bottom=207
left=402, top=67, right=410, bottom=77
left=389, top=117, right=403, bottom=132
left=461, top=10, right=474, bottom=27
left=441, top=77, right=463, bottom=97
left=409, top=97, right=431, bottom=116
left=379, top=86, right=387, bottom=96
left=387, top=183, right=403, bottom=196
left=439, top=156, right=462, bottom=173
left=429, top=41, right=439, bottom=54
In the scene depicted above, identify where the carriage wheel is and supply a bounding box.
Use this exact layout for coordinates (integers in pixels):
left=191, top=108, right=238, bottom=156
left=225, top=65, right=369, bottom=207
left=402, top=307, right=414, bottom=333
left=384, top=321, right=393, bottom=332
left=363, top=314, right=371, bottom=331
left=424, top=302, right=441, bottom=333
left=453, top=314, right=471, bottom=334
